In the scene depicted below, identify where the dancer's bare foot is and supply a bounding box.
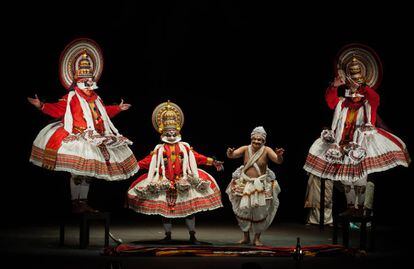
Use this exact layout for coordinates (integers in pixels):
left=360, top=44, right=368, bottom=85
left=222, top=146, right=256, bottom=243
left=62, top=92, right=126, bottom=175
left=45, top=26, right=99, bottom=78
left=237, top=238, right=251, bottom=244
left=253, top=233, right=264, bottom=246
left=253, top=238, right=264, bottom=246
left=237, top=232, right=250, bottom=244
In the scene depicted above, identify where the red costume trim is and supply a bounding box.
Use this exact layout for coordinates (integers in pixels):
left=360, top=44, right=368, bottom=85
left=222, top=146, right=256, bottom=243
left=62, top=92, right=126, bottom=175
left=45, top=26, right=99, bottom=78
left=31, top=145, right=137, bottom=177
left=39, top=88, right=121, bottom=168
left=135, top=144, right=214, bottom=185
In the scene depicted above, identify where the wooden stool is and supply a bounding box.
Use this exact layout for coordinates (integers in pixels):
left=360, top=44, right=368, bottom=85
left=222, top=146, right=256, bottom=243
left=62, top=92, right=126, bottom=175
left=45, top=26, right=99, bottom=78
left=59, top=212, right=110, bottom=248
left=332, top=214, right=375, bottom=251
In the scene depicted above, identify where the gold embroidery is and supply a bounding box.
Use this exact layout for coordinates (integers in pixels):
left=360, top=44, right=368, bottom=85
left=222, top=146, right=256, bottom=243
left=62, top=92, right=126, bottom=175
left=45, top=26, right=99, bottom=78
left=206, top=157, right=214, bottom=166
left=169, top=145, right=176, bottom=162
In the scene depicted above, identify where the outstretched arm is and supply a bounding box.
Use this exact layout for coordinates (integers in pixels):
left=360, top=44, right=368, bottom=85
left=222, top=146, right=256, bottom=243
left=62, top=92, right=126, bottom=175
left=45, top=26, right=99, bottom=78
left=267, top=146, right=284, bottom=164
left=105, top=99, right=132, bottom=118
left=192, top=149, right=224, bottom=171
left=227, top=146, right=248, bottom=159
left=28, top=94, right=68, bottom=119
left=137, top=152, right=153, bottom=170
left=192, top=149, right=215, bottom=166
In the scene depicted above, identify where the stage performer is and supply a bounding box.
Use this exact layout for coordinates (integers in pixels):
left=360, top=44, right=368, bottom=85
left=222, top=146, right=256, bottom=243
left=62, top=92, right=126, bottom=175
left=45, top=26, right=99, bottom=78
left=304, top=174, right=333, bottom=225
left=226, top=126, right=284, bottom=246
left=127, top=101, right=224, bottom=244
left=303, top=44, right=410, bottom=216
left=28, top=38, right=138, bottom=213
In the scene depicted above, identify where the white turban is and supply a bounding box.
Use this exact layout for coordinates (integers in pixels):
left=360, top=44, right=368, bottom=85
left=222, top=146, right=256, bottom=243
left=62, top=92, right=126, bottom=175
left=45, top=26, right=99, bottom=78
left=251, top=126, right=267, bottom=140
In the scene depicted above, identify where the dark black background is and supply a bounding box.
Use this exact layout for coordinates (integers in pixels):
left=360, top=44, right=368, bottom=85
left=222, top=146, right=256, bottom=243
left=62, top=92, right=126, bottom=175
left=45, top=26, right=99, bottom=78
left=2, top=1, right=413, bottom=226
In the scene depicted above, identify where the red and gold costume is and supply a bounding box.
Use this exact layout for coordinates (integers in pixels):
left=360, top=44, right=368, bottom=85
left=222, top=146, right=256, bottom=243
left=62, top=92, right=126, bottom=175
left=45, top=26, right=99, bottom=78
left=30, top=38, right=138, bottom=181
left=127, top=101, right=222, bottom=218
left=303, top=44, right=410, bottom=216
left=304, top=55, right=410, bottom=183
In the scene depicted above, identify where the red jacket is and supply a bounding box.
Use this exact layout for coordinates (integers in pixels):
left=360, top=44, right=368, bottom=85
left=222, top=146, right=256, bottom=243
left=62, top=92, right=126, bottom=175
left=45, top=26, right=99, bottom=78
left=41, top=87, right=121, bottom=151
left=325, top=85, right=380, bottom=144
left=138, top=143, right=214, bottom=182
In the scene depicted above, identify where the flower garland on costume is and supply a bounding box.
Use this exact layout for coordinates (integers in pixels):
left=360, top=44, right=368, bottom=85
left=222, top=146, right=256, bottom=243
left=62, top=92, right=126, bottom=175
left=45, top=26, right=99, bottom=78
left=134, top=142, right=211, bottom=199
left=61, top=90, right=132, bottom=148
left=321, top=98, right=378, bottom=165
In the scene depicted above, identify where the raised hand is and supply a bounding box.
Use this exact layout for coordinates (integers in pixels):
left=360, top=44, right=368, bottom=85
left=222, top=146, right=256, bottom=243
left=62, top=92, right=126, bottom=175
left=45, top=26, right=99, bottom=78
left=27, top=94, right=42, bottom=109
left=119, top=99, right=132, bottom=111
left=226, top=147, right=235, bottom=158
left=332, top=75, right=345, bottom=87
left=275, top=147, right=285, bottom=157
left=213, top=160, right=224, bottom=171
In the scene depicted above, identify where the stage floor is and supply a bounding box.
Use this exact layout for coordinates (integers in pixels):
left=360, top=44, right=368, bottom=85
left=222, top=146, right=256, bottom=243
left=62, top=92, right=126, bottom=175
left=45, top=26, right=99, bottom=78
left=0, top=218, right=408, bottom=269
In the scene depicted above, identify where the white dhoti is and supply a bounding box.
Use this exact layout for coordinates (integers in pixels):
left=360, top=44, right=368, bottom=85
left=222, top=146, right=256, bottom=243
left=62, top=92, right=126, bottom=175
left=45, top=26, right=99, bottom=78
left=226, top=146, right=281, bottom=234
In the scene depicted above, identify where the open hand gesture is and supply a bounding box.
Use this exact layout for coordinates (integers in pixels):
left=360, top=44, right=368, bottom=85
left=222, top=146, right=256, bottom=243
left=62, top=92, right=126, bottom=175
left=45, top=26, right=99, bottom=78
left=275, top=147, right=285, bottom=157
left=27, top=94, right=42, bottom=109
left=119, top=99, right=132, bottom=111
left=226, top=147, right=235, bottom=158
left=213, top=160, right=224, bottom=171
left=332, top=76, right=345, bottom=87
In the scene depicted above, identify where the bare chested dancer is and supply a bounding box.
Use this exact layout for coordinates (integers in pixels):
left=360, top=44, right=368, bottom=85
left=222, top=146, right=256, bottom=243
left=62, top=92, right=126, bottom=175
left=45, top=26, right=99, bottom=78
left=226, top=126, right=284, bottom=246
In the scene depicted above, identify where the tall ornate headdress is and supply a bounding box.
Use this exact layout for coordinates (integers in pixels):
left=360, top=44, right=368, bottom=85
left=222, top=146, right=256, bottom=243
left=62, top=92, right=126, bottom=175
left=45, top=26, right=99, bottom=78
left=75, top=50, right=94, bottom=79
left=59, top=38, right=104, bottom=89
left=347, top=57, right=365, bottom=84
left=335, top=43, right=383, bottom=90
left=152, top=101, right=184, bottom=134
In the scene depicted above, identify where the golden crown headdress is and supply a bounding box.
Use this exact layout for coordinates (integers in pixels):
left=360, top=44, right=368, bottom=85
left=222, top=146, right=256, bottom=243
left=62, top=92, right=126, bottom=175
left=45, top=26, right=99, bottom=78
left=336, top=43, right=382, bottom=90
left=152, top=101, right=184, bottom=134
left=346, top=56, right=365, bottom=84
left=59, top=38, right=104, bottom=90
left=74, top=50, right=94, bottom=79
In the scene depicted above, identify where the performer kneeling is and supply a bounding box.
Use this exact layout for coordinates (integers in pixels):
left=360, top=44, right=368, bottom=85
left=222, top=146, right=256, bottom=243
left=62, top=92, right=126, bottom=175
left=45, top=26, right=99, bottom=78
left=127, top=101, right=224, bottom=244
left=226, top=127, right=284, bottom=246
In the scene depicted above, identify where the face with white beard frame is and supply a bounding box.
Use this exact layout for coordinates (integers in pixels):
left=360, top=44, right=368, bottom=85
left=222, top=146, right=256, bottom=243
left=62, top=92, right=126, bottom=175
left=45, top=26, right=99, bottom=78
left=162, top=129, right=181, bottom=144
left=76, top=78, right=98, bottom=95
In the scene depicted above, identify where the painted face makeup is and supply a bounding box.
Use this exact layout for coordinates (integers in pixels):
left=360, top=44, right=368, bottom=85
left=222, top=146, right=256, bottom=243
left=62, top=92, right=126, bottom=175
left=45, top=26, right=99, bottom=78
left=77, top=78, right=98, bottom=90
left=161, top=130, right=182, bottom=144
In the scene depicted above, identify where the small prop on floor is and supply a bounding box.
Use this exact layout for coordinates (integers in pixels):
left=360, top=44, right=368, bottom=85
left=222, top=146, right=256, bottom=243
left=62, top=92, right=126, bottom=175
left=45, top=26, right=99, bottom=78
left=292, top=237, right=304, bottom=261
